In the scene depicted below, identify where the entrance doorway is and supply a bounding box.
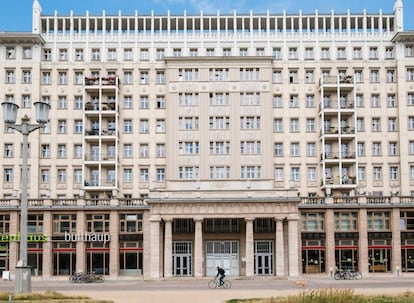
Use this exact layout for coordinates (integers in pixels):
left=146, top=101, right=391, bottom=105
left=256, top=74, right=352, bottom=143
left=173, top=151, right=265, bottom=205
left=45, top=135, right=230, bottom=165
left=254, top=240, right=273, bottom=275
left=172, top=241, right=192, bottom=276
left=206, top=241, right=239, bottom=276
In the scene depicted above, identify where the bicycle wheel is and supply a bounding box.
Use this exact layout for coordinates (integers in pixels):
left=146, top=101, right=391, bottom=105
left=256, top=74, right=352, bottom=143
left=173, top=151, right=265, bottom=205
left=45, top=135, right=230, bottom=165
left=334, top=272, right=341, bottom=280
left=354, top=271, right=362, bottom=280
left=223, top=280, right=231, bottom=289
left=69, top=275, right=76, bottom=283
left=208, top=280, right=218, bottom=289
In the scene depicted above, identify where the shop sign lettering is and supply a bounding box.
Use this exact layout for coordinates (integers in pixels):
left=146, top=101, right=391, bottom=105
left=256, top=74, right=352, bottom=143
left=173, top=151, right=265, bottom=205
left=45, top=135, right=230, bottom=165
left=64, top=231, right=111, bottom=244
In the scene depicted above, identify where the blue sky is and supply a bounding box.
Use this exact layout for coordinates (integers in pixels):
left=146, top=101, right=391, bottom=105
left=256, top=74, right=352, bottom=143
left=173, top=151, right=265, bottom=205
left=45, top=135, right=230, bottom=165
left=1, top=0, right=413, bottom=32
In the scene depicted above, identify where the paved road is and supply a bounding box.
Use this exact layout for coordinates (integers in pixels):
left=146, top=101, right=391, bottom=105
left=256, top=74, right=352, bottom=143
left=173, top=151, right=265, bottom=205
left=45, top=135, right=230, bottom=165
left=1, top=275, right=414, bottom=303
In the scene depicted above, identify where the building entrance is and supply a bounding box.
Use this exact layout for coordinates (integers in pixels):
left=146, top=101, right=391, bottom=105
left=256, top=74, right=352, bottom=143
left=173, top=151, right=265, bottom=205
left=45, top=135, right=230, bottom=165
left=206, top=241, right=239, bottom=276
left=172, top=241, right=192, bottom=276
left=254, top=240, right=273, bottom=275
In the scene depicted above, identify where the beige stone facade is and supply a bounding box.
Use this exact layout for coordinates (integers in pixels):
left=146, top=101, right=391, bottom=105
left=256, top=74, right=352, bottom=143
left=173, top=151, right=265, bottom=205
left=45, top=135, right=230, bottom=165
left=0, top=0, right=413, bottom=280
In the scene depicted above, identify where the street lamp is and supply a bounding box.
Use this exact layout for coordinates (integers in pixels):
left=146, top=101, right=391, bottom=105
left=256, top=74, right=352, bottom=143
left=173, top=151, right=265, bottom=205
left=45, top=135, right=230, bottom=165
left=1, top=101, right=50, bottom=293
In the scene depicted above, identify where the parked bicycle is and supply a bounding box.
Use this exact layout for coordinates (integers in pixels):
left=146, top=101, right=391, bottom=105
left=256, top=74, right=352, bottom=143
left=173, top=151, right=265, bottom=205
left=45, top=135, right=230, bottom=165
left=334, top=269, right=362, bottom=280
left=208, top=277, right=231, bottom=289
left=69, top=271, right=105, bottom=283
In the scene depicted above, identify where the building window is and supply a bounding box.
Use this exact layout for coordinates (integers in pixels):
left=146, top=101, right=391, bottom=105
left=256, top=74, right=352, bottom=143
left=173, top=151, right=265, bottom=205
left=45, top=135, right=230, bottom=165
left=124, top=120, right=133, bottom=133
left=373, top=166, right=382, bottom=181
left=42, top=49, right=51, bottom=61
left=156, top=144, right=165, bottom=157
left=139, top=144, right=149, bottom=158
left=274, top=143, right=283, bottom=157
left=57, top=169, right=67, bottom=184
left=6, top=70, right=15, bottom=84
left=290, top=167, right=300, bottom=181
left=273, top=48, right=281, bottom=59
left=369, top=47, right=378, bottom=59
left=41, top=144, right=50, bottom=158
left=372, top=142, right=382, bottom=156
left=59, top=49, right=68, bottom=60
left=273, top=119, right=283, bottom=132
left=156, top=71, right=165, bottom=84
left=139, top=96, right=149, bottom=109
left=334, top=212, right=357, bottom=232
left=301, top=213, right=324, bottom=232
left=123, top=48, right=133, bottom=61
left=274, top=167, right=283, bottom=181
left=91, top=49, right=101, bottom=61
left=156, top=48, right=165, bottom=60
left=123, top=144, right=133, bottom=158
left=123, top=168, right=133, bottom=183
left=367, top=212, right=390, bottom=231
left=407, top=69, right=414, bottom=81
left=22, top=70, right=31, bottom=84
left=140, top=71, right=149, bottom=84
left=290, top=118, right=299, bottom=132
left=390, top=166, right=398, bottom=181
left=409, top=117, right=414, bottom=130
left=370, top=70, right=379, bottom=82
left=87, top=214, right=110, bottom=233
left=74, top=145, right=82, bottom=158
left=57, top=144, right=67, bottom=158
left=120, top=214, right=143, bottom=233
left=288, top=47, right=297, bottom=59
left=139, top=120, right=149, bottom=133
left=124, top=71, right=133, bottom=84
left=241, top=166, right=261, bottom=179
left=75, top=49, right=84, bottom=61
left=371, top=118, right=381, bottom=132
left=40, top=169, right=49, bottom=184
left=4, top=168, right=13, bottom=182
left=307, top=143, right=316, bottom=157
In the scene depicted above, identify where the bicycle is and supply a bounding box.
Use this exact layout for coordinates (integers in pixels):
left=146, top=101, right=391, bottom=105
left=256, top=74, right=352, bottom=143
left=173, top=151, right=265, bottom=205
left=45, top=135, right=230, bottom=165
left=208, top=277, right=231, bottom=289
left=334, top=269, right=362, bottom=280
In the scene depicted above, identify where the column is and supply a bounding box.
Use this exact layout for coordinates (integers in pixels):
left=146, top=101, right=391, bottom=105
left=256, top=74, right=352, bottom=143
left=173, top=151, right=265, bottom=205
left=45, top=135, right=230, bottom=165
left=76, top=211, right=86, bottom=273
left=245, top=218, right=254, bottom=277
left=359, top=209, right=369, bottom=276
left=42, top=211, right=52, bottom=279
left=325, top=209, right=335, bottom=277
left=109, top=210, right=119, bottom=278
left=391, top=208, right=402, bottom=276
left=9, top=211, right=19, bottom=276
left=150, top=217, right=161, bottom=279
left=288, top=218, right=299, bottom=277
left=163, top=218, right=173, bottom=278
left=194, top=218, right=203, bottom=277
left=275, top=219, right=284, bottom=276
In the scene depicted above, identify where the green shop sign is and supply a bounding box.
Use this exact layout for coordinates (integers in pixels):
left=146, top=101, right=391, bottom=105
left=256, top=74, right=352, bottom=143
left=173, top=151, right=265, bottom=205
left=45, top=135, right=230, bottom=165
left=0, top=233, right=47, bottom=243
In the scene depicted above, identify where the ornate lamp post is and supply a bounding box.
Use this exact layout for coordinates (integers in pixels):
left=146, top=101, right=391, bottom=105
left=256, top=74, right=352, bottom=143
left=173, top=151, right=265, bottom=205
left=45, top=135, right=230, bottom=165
left=1, top=101, right=50, bottom=293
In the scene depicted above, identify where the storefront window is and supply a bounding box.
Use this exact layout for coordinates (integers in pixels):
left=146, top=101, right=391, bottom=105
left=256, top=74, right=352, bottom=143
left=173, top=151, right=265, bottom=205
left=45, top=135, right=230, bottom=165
left=53, top=242, right=76, bottom=275
left=334, top=212, right=357, bottom=231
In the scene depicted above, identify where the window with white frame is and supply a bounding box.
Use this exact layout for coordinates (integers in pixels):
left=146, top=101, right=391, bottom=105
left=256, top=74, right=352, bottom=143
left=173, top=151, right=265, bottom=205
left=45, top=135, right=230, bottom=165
left=123, top=168, right=133, bottom=183
left=305, top=70, right=314, bottom=83
left=390, top=166, right=398, bottom=181
left=139, top=96, right=149, bottom=109
left=306, top=95, right=315, bottom=108
left=156, top=71, right=165, bottom=84
left=358, top=167, right=366, bottom=180
left=140, top=71, right=149, bottom=84
left=156, top=48, right=164, bottom=60
left=123, top=144, right=133, bottom=158
left=91, top=48, right=100, bottom=61
left=179, top=116, right=199, bottom=130
left=353, top=47, right=362, bottom=59
left=240, top=92, right=260, bottom=106
left=139, top=168, right=149, bottom=182
left=291, top=167, right=300, bottom=181
left=307, top=167, right=317, bottom=181
left=290, top=95, right=299, bottom=107
left=409, top=117, right=414, bottom=130
left=387, top=94, right=396, bottom=107
left=388, top=118, right=397, bottom=131
left=210, top=166, right=231, bottom=179
left=371, top=118, right=381, bottom=131
left=40, top=169, right=49, bottom=184
left=42, top=49, right=51, bottom=61
left=289, top=70, right=298, bottom=83
left=385, top=47, right=394, bottom=59
left=389, top=142, right=398, bottom=156
left=190, top=48, right=198, bottom=56
left=357, top=142, right=365, bottom=156
left=304, top=47, right=314, bottom=59
left=321, top=47, right=330, bottom=59
left=306, top=119, right=315, bottom=132
left=240, top=68, right=260, bottom=81
left=107, top=48, right=117, bottom=61
left=240, top=141, right=261, bottom=155
left=156, top=96, right=166, bottom=109
left=386, top=70, right=395, bottom=82
left=6, top=70, right=15, bottom=83
left=407, top=68, right=414, bottom=81
left=307, top=142, right=316, bottom=157
left=273, top=95, right=282, bottom=108
left=156, top=119, right=165, bottom=133
left=371, top=95, right=380, bottom=108
left=178, top=93, right=199, bottom=106
left=288, top=47, right=297, bottom=59
left=210, top=116, right=230, bottom=130
left=124, top=120, right=133, bottom=133
left=124, top=71, right=133, bottom=84
left=241, top=166, right=261, bottom=179
left=41, top=144, right=51, bottom=158
left=22, top=70, right=31, bottom=83
left=58, top=48, right=68, bottom=61
left=290, top=118, right=299, bottom=132
left=209, top=68, right=229, bottom=81
left=156, top=144, right=165, bottom=157
left=4, top=144, right=13, bottom=157
left=354, top=70, right=363, bottom=83
left=74, top=120, right=83, bottom=134
left=273, top=48, right=281, bottom=59
left=273, top=119, right=283, bottom=132
left=57, top=169, right=67, bottom=184
left=139, top=120, right=149, bottom=133
left=239, top=48, right=248, bottom=56
left=139, top=144, right=149, bottom=157
left=74, top=144, right=82, bottom=158
left=373, top=166, right=382, bottom=181
left=370, top=70, right=379, bottom=82
left=123, top=48, right=133, bottom=60
left=42, top=71, right=51, bottom=85
left=75, top=71, right=83, bottom=85
left=157, top=168, right=166, bottom=182
left=209, top=141, right=229, bottom=155
left=290, top=143, right=300, bottom=156
left=372, top=142, right=381, bottom=156
left=123, top=96, right=133, bottom=109
left=274, top=167, right=284, bottom=181
left=58, top=120, right=67, bottom=133
left=178, top=166, right=199, bottom=180
left=274, top=143, right=283, bottom=156
left=337, top=47, right=346, bottom=59
left=369, top=47, right=378, bottom=59
left=173, top=48, right=182, bottom=57
left=57, top=144, right=67, bottom=158
left=58, top=96, right=67, bottom=109
left=22, top=95, right=31, bottom=108
left=75, top=49, right=84, bottom=61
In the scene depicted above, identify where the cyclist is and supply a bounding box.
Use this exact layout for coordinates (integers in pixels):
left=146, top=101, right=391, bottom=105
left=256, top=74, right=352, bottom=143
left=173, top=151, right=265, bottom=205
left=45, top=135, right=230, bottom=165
left=216, top=266, right=226, bottom=286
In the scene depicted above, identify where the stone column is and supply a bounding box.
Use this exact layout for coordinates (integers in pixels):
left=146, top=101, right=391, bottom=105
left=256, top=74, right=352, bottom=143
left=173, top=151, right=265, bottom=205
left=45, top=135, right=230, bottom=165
left=194, top=218, right=203, bottom=277
left=76, top=211, right=86, bottom=273
left=245, top=218, right=254, bottom=277
left=9, top=211, right=19, bottom=276
left=288, top=218, right=299, bottom=277
left=359, top=209, right=369, bottom=276
left=275, top=219, right=284, bottom=276
left=391, top=208, right=402, bottom=276
left=150, top=217, right=161, bottom=279
left=109, top=210, right=119, bottom=279
left=325, top=209, right=336, bottom=277
left=42, top=211, right=52, bottom=279
left=163, top=218, right=173, bottom=278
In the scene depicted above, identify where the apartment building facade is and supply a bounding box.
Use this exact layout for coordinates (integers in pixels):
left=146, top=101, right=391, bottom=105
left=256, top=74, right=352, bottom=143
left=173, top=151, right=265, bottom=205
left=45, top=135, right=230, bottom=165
left=0, top=0, right=414, bottom=279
